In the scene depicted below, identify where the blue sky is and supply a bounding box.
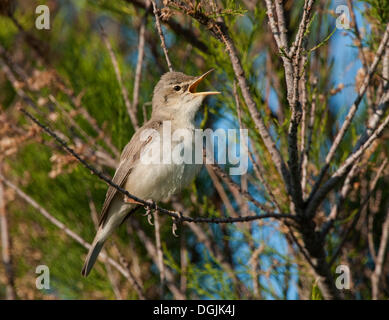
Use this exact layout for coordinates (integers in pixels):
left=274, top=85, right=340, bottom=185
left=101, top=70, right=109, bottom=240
left=223, top=1, right=367, bottom=299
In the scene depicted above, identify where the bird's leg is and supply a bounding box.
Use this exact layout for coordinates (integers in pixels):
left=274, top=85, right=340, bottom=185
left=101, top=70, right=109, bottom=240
left=142, top=199, right=156, bottom=225
left=124, top=195, right=143, bottom=205
left=142, top=199, right=157, bottom=213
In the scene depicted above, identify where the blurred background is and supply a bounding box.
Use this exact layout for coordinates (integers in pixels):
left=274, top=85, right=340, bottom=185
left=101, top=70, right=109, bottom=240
left=0, top=0, right=388, bottom=299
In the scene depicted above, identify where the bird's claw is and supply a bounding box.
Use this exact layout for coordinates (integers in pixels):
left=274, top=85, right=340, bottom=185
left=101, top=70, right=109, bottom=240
left=171, top=212, right=183, bottom=238
left=143, top=200, right=155, bottom=226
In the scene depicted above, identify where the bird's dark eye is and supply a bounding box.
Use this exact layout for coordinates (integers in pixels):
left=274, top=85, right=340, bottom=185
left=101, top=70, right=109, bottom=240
left=173, top=85, right=181, bottom=91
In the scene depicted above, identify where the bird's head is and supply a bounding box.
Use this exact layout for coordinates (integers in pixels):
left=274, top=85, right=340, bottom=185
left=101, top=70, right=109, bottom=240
left=151, top=69, right=220, bottom=122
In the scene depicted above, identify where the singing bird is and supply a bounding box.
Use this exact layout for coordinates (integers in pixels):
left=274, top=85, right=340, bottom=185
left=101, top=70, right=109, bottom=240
left=82, top=70, right=220, bottom=276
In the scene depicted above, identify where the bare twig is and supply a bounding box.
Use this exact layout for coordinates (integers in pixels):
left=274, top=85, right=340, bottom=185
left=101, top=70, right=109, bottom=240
left=264, top=1, right=309, bottom=210
left=130, top=219, right=185, bottom=299
left=125, top=0, right=208, bottom=53
left=248, top=243, right=265, bottom=298
left=233, top=82, right=282, bottom=211
left=274, top=0, right=289, bottom=50
left=179, top=229, right=187, bottom=294
left=328, top=163, right=386, bottom=268
left=264, top=0, right=283, bottom=50
left=171, top=199, right=245, bottom=294
left=0, top=174, right=145, bottom=299
left=307, top=110, right=389, bottom=216
left=308, top=24, right=389, bottom=201
left=100, top=25, right=139, bottom=129
left=320, top=161, right=361, bottom=237
left=208, top=162, right=274, bottom=213
left=301, top=77, right=317, bottom=198
left=2, top=68, right=295, bottom=224
left=153, top=210, right=166, bottom=298
left=132, top=14, right=147, bottom=112
left=289, top=0, right=316, bottom=58
left=48, top=94, right=118, bottom=169
left=151, top=0, right=173, bottom=71
left=0, top=166, right=17, bottom=300
left=0, top=43, right=120, bottom=159
left=183, top=6, right=292, bottom=194
left=263, top=0, right=293, bottom=100
left=205, top=165, right=238, bottom=217
left=322, top=159, right=387, bottom=238
left=287, top=1, right=316, bottom=212
left=346, top=0, right=369, bottom=71
left=371, top=207, right=389, bottom=299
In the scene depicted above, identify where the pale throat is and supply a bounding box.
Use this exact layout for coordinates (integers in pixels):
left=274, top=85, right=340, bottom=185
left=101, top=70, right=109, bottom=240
left=172, top=97, right=203, bottom=129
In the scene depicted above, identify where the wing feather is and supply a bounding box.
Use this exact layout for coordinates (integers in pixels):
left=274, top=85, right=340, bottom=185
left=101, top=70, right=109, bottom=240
left=98, top=120, right=162, bottom=226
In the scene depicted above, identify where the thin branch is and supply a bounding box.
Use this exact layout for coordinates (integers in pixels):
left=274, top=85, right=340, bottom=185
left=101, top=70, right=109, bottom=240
left=21, top=105, right=294, bottom=222
left=289, top=0, right=315, bottom=58
left=264, top=1, right=313, bottom=212
left=1, top=64, right=294, bottom=224
left=307, top=109, right=389, bottom=216
left=48, top=94, right=118, bottom=169
left=287, top=1, right=316, bottom=212
left=264, top=0, right=283, bottom=50
left=274, top=0, right=289, bottom=50
left=3, top=84, right=294, bottom=224
left=151, top=0, right=173, bottom=71
left=0, top=166, right=17, bottom=300
left=371, top=206, right=389, bottom=299
left=100, top=25, right=139, bottom=130
left=308, top=24, right=389, bottom=201
left=153, top=210, right=166, bottom=298
left=264, top=0, right=294, bottom=106
left=248, top=243, right=265, bottom=298
left=179, top=229, right=187, bottom=294
left=208, top=162, right=274, bottom=213
left=322, top=159, right=387, bottom=238
left=362, top=90, right=389, bottom=147
left=320, top=161, right=361, bottom=237
left=301, top=77, right=317, bottom=198
left=367, top=214, right=377, bottom=264
left=0, top=43, right=120, bottom=159
left=132, top=14, right=147, bottom=112
left=125, top=0, right=209, bottom=53
left=234, top=82, right=282, bottom=212
left=346, top=0, right=368, bottom=71
left=328, top=165, right=385, bottom=268
left=130, top=219, right=185, bottom=299
left=205, top=165, right=238, bottom=217
left=178, top=4, right=292, bottom=194
left=171, top=199, right=246, bottom=294
left=0, top=174, right=145, bottom=299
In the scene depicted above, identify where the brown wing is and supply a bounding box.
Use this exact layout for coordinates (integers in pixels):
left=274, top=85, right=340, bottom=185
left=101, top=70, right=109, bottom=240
left=98, top=120, right=162, bottom=226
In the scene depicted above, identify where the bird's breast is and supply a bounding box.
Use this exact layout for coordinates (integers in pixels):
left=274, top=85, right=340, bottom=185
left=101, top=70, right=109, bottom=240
left=125, top=129, right=201, bottom=202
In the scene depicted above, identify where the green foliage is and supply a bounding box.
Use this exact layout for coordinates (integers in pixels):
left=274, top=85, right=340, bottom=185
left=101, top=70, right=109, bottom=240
left=311, top=282, right=323, bottom=300
left=1, top=0, right=387, bottom=300
left=364, top=0, right=389, bottom=24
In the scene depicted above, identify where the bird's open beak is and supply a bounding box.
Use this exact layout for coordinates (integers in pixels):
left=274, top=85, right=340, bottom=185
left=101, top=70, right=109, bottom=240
left=188, top=69, right=221, bottom=96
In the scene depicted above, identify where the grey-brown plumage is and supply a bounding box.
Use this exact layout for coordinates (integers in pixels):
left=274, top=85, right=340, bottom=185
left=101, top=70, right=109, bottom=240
left=98, top=119, right=162, bottom=226
left=82, top=70, right=219, bottom=277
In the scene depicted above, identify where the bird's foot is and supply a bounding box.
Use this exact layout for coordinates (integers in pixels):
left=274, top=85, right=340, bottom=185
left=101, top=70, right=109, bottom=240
left=143, top=199, right=156, bottom=226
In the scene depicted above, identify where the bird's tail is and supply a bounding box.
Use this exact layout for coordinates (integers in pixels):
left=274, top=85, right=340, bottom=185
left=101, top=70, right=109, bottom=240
left=81, top=237, right=105, bottom=277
